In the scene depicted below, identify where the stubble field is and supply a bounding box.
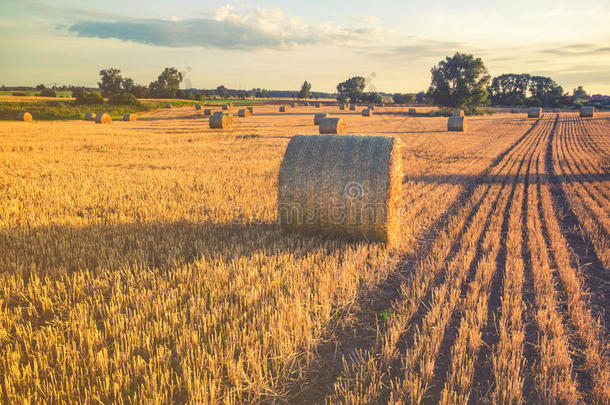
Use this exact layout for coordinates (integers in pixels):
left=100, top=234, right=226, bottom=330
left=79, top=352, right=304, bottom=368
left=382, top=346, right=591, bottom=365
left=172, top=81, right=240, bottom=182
left=0, top=104, right=608, bottom=404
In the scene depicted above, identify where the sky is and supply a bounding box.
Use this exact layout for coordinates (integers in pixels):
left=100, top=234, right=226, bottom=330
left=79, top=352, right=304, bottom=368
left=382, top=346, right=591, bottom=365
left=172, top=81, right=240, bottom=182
left=1, top=0, right=609, bottom=94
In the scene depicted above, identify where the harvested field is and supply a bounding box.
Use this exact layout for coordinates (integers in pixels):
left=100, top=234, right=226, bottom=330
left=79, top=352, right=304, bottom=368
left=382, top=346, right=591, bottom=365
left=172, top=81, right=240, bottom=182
left=0, top=105, right=608, bottom=404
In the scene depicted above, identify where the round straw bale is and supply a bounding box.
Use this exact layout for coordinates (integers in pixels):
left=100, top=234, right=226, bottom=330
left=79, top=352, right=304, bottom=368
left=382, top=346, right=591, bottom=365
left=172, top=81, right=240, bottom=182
left=203, top=109, right=212, bottom=116
left=368, top=104, right=375, bottom=111
left=123, top=113, right=137, bottom=121
left=165, top=104, right=172, bottom=108
left=238, top=109, right=250, bottom=117
left=511, top=108, right=520, bottom=113
left=17, top=112, right=33, bottom=121
left=448, top=116, right=467, bottom=131
left=362, top=108, right=373, bottom=117
left=84, top=112, right=96, bottom=121
left=280, top=106, right=287, bottom=112
left=580, top=106, right=594, bottom=117
left=319, top=117, right=346, bottom=134
left=408, top=108, right=416, bottom=115
left=453, top=110, right=465, bottom=116
left=340, top=104, right=346, bottom=110
left=304, top=102, right=310, bottom=106
left=209, top=114, right=230, bottom=129
left=222, top=104, right=229, bottom=110
left=291, top=102, right=297, bottom=108
left=278, top=135, right=402, bottom=246
left=528, top=107, right=542, bottom=118
left=195, top=104, right=202, bottom=110
left=247, top=107, right=254, bottom=114
left=95, top=113, right=112, bottom=124
left=349, top=103, right=356, bottom=111
left=315, top=102, right=321, bottom=108
left=314, top=113, right=329, bottom=125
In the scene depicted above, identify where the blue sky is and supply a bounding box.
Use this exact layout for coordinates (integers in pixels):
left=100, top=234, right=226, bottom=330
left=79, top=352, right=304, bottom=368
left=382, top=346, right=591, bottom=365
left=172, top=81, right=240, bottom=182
left=1, top=0, right=609, bottom=93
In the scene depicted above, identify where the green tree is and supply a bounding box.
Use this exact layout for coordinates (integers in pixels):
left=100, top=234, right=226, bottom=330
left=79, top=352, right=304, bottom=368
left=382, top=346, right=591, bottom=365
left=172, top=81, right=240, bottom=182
left=149, top=67, right=184, bottom=98
left=98, top=68, right=124, bottom=98
left=573, top=85, right=588, bottom=100
left=393, top=93, right=416, bottom=105
left=529, top=76, right=563, bottom=107
left=489, top=73, right=531, bottom=105
left=427, top=52, right=490, bottom=109
left=216, top=85, right=229, bottom=98
left=297, top=81, right=312, bottom=99
left=336, top=76, right=366, bottom=103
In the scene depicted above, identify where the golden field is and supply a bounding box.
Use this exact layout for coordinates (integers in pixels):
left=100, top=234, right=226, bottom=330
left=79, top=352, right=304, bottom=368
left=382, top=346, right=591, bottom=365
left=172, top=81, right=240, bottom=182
left=0, top=105, right=608, bottom=404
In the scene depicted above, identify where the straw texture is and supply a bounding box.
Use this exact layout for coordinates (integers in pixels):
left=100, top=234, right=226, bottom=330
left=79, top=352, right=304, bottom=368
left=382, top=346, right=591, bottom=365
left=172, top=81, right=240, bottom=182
left=17, top=112, right=33, bottom=122
left=362, top=108, right=373, bottom=117
left=238, top=109, right=250, bottom=117
left=277, top=135, right=402, bottom=246
left=95, top=113, right=111, bottom=124
left=528, top=107, right=542, bottom=118
left=580, top=106, right=594, bottom=117
left=209, top=114, right=230, bottom=129
left=448, top=116, right=467, bottom=131
left=314, top=113, right=329, bottom=125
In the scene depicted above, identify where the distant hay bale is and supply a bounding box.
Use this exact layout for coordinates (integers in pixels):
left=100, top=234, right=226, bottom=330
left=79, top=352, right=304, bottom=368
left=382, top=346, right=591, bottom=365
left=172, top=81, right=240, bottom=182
left=453, top=110, right=465, bottom=116
left=203, top=109, right=212, bottom=116
left=362, top=108, right=373, bottom=117
left=408, top=108, right=416, bottom=115
left=314, top=113, right=329, bottom=125
left=280, top=106, right=287, bottom=112
left=195, top=104, right=202, bottom=110
left=84, top=112, right=96, bottom=121
left=448, top=116, right=467, bottom=131
left=291, top=102, right=297, bottom=108
left=247, top=107, right=254, bottom=114
left=209, top=114, right=230, bottom=129
left=553, top=108, right=560, bottom=113
left=315, top=102, right=321, bottom=108
left=95, top=113, right=112, bottom=124
left=580, top=106, right=594, bottom=117
left=349, top=103, right=356, bottom=111
left=278, top=134, right=402, bottom=246
left=304, top=102, right=310, bottom=106
left=123, top=113, right=137, bottom=121
left=511, top=108, right=520, bottom=113
left=238, top=109, right=250, bottom=117
left=340, top=103, right=346, bottom=110
left=17, top=112, right=33, bottom=122
left=319, top=117, right=346, bottom=134
left=165, top=104, right=172, bottom=109
left=212, top=112, right=235, bottom=125
left=368, top=104, right=375, bottom=111
left=528, top=107, right=542, bottom=118
left=222, top=104, right=229, bottom=110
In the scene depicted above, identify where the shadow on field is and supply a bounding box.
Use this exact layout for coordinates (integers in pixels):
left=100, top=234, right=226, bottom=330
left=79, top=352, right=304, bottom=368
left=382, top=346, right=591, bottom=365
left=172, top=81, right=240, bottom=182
left=0, top=220, right=346, bottom=280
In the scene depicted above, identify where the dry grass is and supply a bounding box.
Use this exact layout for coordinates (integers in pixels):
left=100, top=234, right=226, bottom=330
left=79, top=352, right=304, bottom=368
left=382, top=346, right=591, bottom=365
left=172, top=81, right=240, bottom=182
left=0, top=105, right=608, bottom=403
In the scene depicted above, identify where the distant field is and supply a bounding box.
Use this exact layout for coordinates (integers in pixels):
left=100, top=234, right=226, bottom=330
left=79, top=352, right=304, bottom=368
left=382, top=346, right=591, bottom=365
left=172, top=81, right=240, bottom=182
left=1, top=105, right=607, bottom=403
left=0, top=90, right=73, bottom=97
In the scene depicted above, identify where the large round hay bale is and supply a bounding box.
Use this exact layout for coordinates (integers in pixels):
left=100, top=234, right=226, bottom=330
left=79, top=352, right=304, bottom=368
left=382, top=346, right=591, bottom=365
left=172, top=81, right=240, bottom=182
left=95, top=113, right=112, bottom=124
left=203, top=109, right=212, bottom=116
left=209, top=114, right=230, bottom=129
left=315, top=102, right=321, bottom=108
left=408, top=108, right=416, bottom=115
left=349, top=103, right=356, bottom=111
left=84, top=112, right=96, bottom=121
left=123, top=113, right=137, bottom=121
left=17, top=112, right=33, bottom=121
left=314, top=113, right=329, bottom=125
left=195, top=104, right=202, bottom=110
left=528, top=107, right=542, bottom=118
left=213, top=111, right=234, bottom=125
left=165, top=104, right=172, bottom=109
left=448, top=116, right=467, bottom=131
left=319, top=117, right=346, bottom=134
left=238, top=109, right=250, bottom=117
left=278, top=135, right=402, bottom=246
left=280, top=106, right=287, bottom=112
left=291, top=102, right=297, bottom=108
left=453, top=110, right=465, bottom=116
left=222, top=104, right=229, bottom=110
left=362, top=108, right=373, bottom=117
left=368, top=104, right=375, bottom=111
left=340, top=104, right=346, bottom=110
left=580, top=106, right=594, bottom=117
left=247, top=107, right=254, bottom=114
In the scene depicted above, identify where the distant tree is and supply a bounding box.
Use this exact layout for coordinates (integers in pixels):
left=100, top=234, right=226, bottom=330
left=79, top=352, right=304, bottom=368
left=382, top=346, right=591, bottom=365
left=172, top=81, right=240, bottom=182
left=131, top=85, right=150, bottom=99
left=297, top=81, right=312, bottom=99
left=108, top=93, right=142, bottom=106
left=35, top=84, right=46, bottom=91
left=427, top=52, right=490, bottom=109
left=393, top=93, right=416, bottom=105
left=573, top=85, right=588, bottom=100
left=98, top=68, right=124, bottom=98
left=216, top=85, right=229, bottom=98
left=489, top=73, right=531, bottom=105
left=336, top=76, right=366, bottom=103
left=74, top=88, right=104, bottom=105
left=121, top=77, right=135, bottom=94
left=529, top=76, right=563, bottom=107
left=149, top=67, right=184, bottom=98
left=39, top=88, right=57, bottom=97
left=415, top=91, right=427, bottom=104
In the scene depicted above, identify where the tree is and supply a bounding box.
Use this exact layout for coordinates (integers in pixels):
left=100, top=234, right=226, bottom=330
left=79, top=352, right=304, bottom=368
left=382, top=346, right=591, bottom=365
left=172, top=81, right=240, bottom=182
left=415, top=91, right=427, bottom=104
left=35, top=84, right=46, bottom=91
left=98, top=68, right=123, bottom=98
left=427, top=52, right=490, bottom=109
left=489, top=73, right=531, bottom=105
left=149, top=67, right=184, bottom=98
left=573, top=86, right=588, bottom=100
left=216, top=85, right=229, bottom=98
left=297, top=81, right=312, bottom=99
left=393, top=93, right=416, bottom=105
left=529, top=76, right=563, bottom=107
left=336, top=76, right=366, bottom=103
left=121, top=77, right=136, bottom=94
